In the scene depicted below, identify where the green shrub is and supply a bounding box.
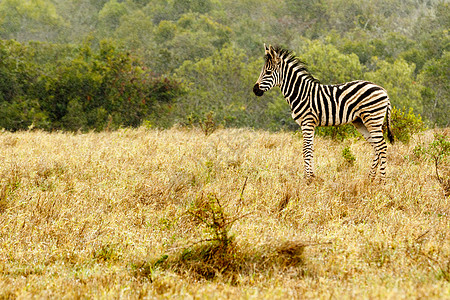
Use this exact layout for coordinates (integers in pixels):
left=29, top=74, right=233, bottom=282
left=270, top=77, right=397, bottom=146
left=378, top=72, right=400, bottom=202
left=184, top=111, right=218, bottom=136
left=315, top=125, right=358, bottom=141
left=414, top=132, right=450, bottom=196
left=390, top=107, right=425, bottom=144
left=342, top=146, right=356, bottom=165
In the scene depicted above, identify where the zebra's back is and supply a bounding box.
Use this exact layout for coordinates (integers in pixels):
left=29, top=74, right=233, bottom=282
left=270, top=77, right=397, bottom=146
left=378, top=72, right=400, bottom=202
left=316, top=80, right=390, bottom=126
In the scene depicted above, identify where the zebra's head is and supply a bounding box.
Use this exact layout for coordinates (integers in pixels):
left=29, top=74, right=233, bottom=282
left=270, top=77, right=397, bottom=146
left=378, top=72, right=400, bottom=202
left=253, top=44, right=281, bottom=97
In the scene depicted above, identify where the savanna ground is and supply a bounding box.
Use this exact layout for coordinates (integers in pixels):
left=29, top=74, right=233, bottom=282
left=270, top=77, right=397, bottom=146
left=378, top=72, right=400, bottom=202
left=0, top=127, right=449, bottom=299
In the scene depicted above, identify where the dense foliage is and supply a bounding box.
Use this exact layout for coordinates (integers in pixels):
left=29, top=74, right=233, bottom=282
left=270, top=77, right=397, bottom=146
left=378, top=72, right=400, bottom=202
left=0, top=39, right=182, bottom=131
left=0, top=0, right=448, bottom=131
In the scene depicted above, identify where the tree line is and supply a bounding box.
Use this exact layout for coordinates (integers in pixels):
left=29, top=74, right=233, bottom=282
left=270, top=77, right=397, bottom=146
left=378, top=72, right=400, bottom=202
left=0, top=39, right=182, bottom=131
left=0, top=0, right=448, bottom=131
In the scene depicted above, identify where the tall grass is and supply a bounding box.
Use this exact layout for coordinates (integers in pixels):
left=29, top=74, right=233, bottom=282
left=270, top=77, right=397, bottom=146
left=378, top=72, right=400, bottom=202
left=0, top=127, right=448, bottom=298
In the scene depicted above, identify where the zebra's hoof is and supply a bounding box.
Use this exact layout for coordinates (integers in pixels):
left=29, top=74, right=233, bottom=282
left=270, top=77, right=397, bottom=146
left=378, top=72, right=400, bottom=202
left=305, top=174, right=315, bottom=185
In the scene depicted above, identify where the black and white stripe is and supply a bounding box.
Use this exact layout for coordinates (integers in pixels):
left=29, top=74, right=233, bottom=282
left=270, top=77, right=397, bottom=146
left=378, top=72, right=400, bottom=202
left=253, top=44, right=394, bottom=180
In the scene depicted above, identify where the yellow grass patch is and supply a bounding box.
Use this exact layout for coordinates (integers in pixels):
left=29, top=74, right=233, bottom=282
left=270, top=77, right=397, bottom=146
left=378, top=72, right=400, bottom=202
left=0, top=128, right=448, bottom=298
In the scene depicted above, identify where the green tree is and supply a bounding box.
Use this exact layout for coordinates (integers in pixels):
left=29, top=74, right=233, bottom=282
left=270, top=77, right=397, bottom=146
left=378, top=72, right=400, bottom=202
left=365, top=58, right=423, bottom=114
left=98, top=0, right=129, bottom=37
left=52, top=0, right=104, bottom=43
left=0, top=40, right=49, bottom=130
left=172, top=0, right=214, bottom=15
left=413, top=2, right=450, bottom=60
left=113, top=10, right=155, bottom=51
left=151, top=13, right=232, bottom=73
left=0, top=0, right=66, bottom=41
left=283, top=0, right=328, bottom=38
left=173, top=45, right=277, bottom=128
left=419, top=51, right=450, bottom=127
left=297, top=39, right=363, bottom=84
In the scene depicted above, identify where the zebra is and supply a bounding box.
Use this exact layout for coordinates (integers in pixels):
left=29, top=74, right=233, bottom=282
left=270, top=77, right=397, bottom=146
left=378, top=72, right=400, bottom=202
left=253, top=44, right=394, bottom=181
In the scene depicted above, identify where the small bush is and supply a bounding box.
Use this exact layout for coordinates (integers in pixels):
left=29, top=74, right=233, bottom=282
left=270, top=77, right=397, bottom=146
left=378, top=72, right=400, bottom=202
left=157, top=181, right=251, bottom=280
left=390, top=107, right=425, bottom=144
left=199, top=111, right=218, bottom=136
left=185, top=111, right=219, bottom=136
left=92, top=244, right=122, bottom=262
left=166, top=193, right=242, bottom=279
left=414, top=132, right=450, bottom=196
left=315, top=125, right=357, bottom=141
left=187, top=193, right=236, bottom=248
left=342, top=146, right=356, bottom=166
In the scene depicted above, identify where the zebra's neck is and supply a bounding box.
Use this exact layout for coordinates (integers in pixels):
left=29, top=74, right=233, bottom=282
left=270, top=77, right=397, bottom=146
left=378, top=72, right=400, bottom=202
left=279, top=61, right=321, bottom=109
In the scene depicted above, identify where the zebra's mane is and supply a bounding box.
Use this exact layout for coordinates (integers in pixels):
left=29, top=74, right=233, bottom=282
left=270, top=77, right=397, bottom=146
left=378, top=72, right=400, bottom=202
left=272, top=46, right=320, bottom=84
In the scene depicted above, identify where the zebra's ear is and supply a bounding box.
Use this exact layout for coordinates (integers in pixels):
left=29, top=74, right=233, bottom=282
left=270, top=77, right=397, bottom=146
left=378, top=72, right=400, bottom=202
left=268, top=45, right=276, bottom=56
left=268, top=45, right=280, bottom=64
left=264, top=43, right=270, bottom=54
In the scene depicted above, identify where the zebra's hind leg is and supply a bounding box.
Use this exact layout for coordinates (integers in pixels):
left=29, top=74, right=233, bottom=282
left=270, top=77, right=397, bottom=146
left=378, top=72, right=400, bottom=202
left=354, top=119, right=387, bottom=181
left=368, top=130, right=388, bottom=181
left=301, top=124, right=316, bottom=181
left=353, top=119, right=377, bottom=179
left=375, top=136, right=388, bottom=180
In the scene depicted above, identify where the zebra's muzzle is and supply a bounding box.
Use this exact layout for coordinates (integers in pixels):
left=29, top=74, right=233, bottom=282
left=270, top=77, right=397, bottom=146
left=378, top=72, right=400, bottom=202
left=253, top=84, right=264, bottom=97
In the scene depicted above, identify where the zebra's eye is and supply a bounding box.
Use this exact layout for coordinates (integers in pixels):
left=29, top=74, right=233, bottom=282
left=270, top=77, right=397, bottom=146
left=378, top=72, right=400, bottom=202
left=266, top=70, right=273, bottom=75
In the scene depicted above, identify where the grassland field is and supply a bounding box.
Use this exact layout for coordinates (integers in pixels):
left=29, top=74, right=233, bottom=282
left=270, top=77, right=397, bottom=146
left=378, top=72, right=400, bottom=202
left=0, top=127, right=449, bottom=299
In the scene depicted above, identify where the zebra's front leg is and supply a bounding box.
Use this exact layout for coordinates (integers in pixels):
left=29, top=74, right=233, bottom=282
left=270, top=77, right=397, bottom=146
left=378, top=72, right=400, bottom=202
left=301, top=125, right=316, bottom=181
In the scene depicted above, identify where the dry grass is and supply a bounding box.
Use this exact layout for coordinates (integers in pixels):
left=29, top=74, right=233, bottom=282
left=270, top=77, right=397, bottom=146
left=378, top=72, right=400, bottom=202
left=0, top=127, right=449, bottom=299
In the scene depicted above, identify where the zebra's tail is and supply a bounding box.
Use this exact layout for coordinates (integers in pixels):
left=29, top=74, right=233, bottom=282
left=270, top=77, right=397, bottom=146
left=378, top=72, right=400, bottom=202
left=386, top=104, right=394, bottom=144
